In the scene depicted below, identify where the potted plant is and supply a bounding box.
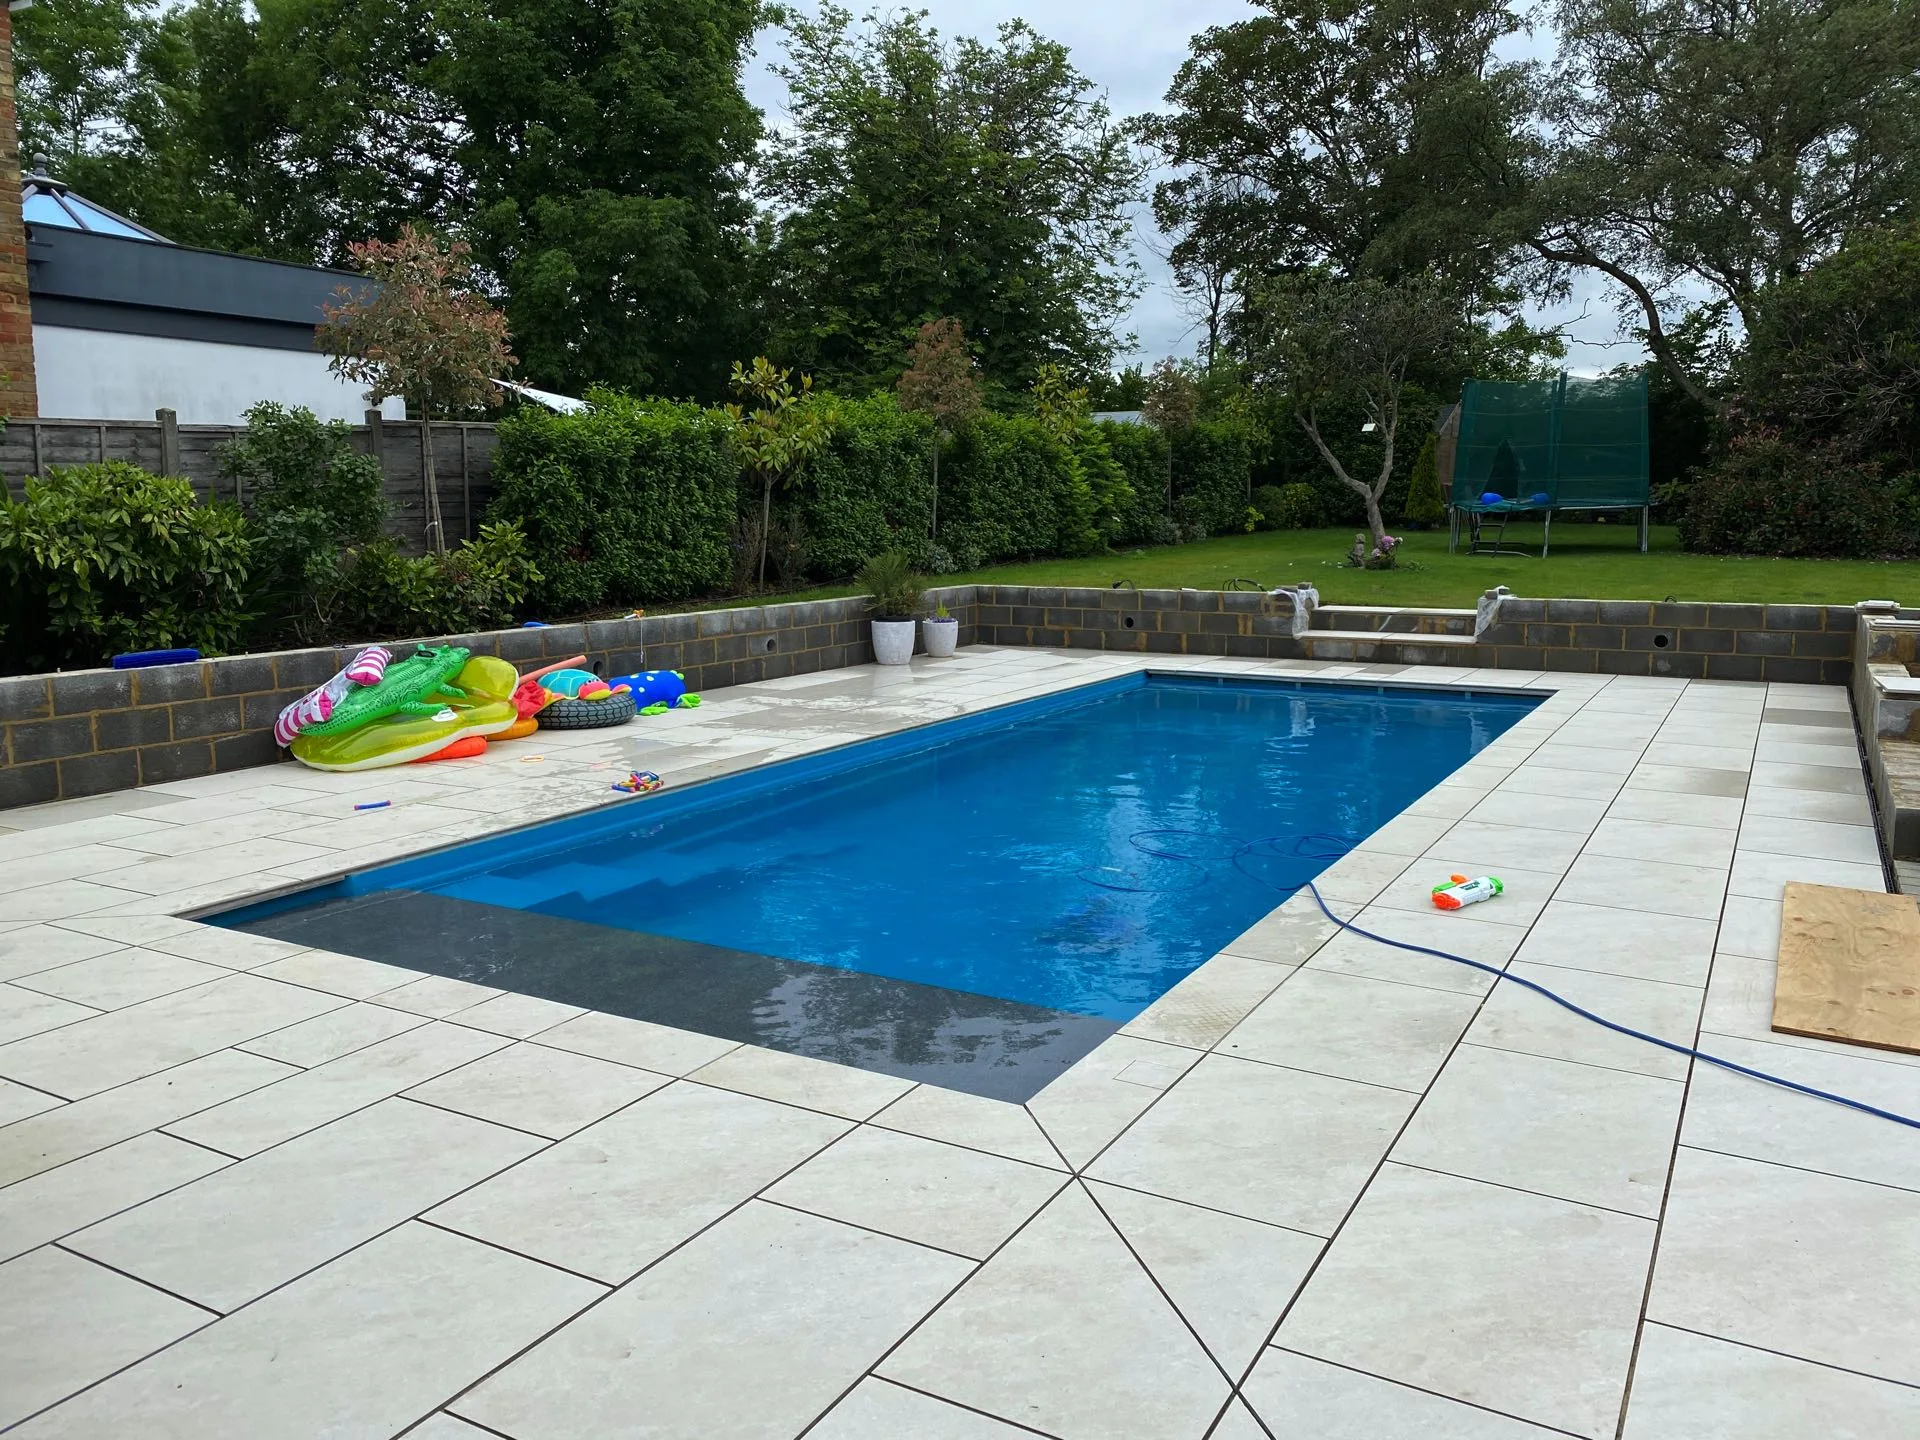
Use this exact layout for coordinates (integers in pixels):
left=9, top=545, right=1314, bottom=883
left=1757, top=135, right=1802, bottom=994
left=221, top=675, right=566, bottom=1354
left=923, top=598, right=959, bottom=657
left=859, top=550, right=923, bottom=665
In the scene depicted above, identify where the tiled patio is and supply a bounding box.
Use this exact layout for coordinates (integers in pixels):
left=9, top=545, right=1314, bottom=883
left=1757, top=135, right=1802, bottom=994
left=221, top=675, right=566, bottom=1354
left=1, top=646, right=1915, bottom=1439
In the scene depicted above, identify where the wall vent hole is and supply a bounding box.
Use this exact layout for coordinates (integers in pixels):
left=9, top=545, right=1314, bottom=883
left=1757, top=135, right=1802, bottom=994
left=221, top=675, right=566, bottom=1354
left=1653, top=632, right=1672, bottom=649
left=1123, top=615, right=1136, bottom=629
left=764, top=637, right=777, bottom=653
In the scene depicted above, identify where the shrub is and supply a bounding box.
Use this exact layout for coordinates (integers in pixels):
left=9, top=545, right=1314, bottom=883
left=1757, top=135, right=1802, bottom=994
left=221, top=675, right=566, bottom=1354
left=1252, top=483, right=1325, bottom=530
left=339, top=521, right=542, bottom=638
left=858, top=549, right=924, bottom=619
left=0, top=462, right=251, bottom=673
left=490, top=391, right=737, bottom=612
left=1171, top=421, right=1253, bottom=537
left=783, top=392, right=934, bottom=579
left=939, top=413, right=1079, bottom=570
left=1066, top=423, right=1134, bottom=555
left=1402, top=433, right=1446, bottom=528
left=220, top=402, right=387, bottom=643
left=1099, top=420, right=1171, bottom=544
left=1678, top=430, right=1918, bottom=557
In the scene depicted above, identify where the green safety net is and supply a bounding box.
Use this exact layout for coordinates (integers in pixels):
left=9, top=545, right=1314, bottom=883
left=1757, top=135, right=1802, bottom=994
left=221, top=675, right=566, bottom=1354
left=1450, top=371, right=1649, bottom=511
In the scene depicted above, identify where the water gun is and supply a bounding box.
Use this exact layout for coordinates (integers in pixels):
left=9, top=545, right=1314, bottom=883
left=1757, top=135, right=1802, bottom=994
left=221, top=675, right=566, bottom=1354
left=1431, top=874, right=1503, bottom=910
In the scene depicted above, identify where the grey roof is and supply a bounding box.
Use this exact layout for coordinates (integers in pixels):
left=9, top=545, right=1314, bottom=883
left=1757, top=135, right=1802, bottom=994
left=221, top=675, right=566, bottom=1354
left=22, top=157, right=171, bottom=243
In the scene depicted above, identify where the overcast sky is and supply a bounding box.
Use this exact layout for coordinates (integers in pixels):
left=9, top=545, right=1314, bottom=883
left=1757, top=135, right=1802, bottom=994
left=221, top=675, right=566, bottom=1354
left=743, top=2, right=1643, bottom=375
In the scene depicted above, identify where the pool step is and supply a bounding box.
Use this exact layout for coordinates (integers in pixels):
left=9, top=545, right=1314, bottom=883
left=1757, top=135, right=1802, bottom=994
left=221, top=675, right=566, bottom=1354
left=1298, top=628, right=1482, bottom=662
left=1309, top=605, right=1478, bottom=637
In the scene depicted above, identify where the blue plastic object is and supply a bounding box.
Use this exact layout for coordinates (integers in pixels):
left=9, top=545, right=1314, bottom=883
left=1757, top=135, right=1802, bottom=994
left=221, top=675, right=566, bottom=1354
left=607, top=671, right=688, bottom=708
left=111, top=648, right=201, bottom=669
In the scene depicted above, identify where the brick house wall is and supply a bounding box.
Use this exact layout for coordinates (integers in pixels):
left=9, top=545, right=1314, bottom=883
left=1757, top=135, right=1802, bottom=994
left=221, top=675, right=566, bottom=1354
left=0, top=4, right=36, bottom=419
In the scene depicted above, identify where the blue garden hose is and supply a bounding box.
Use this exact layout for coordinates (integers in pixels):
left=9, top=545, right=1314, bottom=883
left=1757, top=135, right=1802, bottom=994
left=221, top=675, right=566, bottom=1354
left=1099, top=828, right=1920, bottom=1133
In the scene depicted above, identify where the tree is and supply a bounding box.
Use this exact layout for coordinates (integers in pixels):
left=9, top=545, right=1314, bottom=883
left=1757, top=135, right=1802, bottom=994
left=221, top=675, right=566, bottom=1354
left=1242, top=274, right=1465, bottom=549
left=727, top=358, right=837, bottom=588
left=13, top=0, right=150, bottom=173
left=448, top=0, right=763, bottom=399
left=1402, top=432, right=1446, bottom=527
left=317, top=224, right=515, bottom=554
left=1531, top=0, right=1920, bottom=408
left=758, top=5, right=1145, bottom=394
left=896, top=318, right=983, bottom=537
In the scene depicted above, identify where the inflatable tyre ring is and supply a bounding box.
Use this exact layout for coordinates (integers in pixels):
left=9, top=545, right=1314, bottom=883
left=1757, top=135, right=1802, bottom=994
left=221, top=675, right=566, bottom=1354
left=536, top=694, right=636, bottom=729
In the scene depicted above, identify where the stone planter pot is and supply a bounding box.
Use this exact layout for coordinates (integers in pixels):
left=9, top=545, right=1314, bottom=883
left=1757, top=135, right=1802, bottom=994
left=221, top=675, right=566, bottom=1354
left=922, top=617, right=959, bottom=658
left=871, top=618, right=916, bottom=665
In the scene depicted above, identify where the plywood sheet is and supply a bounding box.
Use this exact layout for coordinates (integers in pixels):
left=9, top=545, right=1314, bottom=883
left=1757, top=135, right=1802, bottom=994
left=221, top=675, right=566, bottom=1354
left=1773, top=882, right=1920, bottom=1055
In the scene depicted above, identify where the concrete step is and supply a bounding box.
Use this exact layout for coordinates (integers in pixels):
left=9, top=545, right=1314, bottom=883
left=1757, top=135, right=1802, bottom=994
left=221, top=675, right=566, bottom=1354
left=1309, top=605, right=1478, bottom=637
left=1298, top=629, right=1482, bottom=662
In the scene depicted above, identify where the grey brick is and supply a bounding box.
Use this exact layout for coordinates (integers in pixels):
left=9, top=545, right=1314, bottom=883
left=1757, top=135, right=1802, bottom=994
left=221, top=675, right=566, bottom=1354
left=0, top=676, right=52, bottom=723
left=213, top=731, right=283, bottom=771
left=1649, top=652, right=1708, bottom=679
left=274, top=649, right=341, bottom=688
left=1595, top=650, right=1652, bottom=676
left=94, top=707, right=173, bottom=750
left=1679, top=628, right=1735, bottom=654
left=1524, top=624, right=1573, bottom=648
left=1179, top=589, right=1221, bottom=612
left=1501, top=598, right=1546, bottom=622
left=1761, top=657, right=1825, bottom=685
left=51, top=670, right=133, bottom=715
left=1544, top=599, right=1601, bottom=623
left=1793, top=632, right=1853, bottom=659
left=137, top=740, right=214, bottom=785
left=1819, top=659, right=1854, bottom=684
left=170, top=697, right=244, bottom=740
left=495, top=628, right=548, bottom=661
left=0, top=761, right=60, bottom=809
left=1705, top=654, right=1766, bottom=682
left=1706, top=603, right=1765, bottom=629
left=1597, top=600, right=1653, bottom=626
left=541, top=624, right=589, bottom=658
left=1624, top=627, right=1680, bottom=654
left=243, top=690, right=307, bottom=731
left=1654, top=602, right=1709, bottom=628
left=207, top=656, right=278, bottom=697
left=130, top=662, right=207, bottom=705
left=9, top=715, right=95, bottom=762
left=1541, top=649, right=1599, bottom=673
left=59, top=749, right=139, bottom=799
left=1734, top=631, right=1794, bottom=656
left=1762, top=605, right=1826, bottom=632
left=1572, top=625, right=1624, bottom=650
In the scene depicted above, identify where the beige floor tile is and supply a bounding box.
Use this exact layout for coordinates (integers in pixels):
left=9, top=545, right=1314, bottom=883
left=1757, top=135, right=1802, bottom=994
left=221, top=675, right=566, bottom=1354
left=1754, top=740, right=1859, bottom=769
left=1219, top=896, right=1341, bottom=966
left=1086, top=1054, right=1414, bottom=1235
left=1623, top=764, right=1748, bottom=798
left=459, top=1200, right=968, bottom=1440
left=809, top=1379, right=1039, bottom=1439
left=1120, top=952, right=1291, bottom=1049
left=1556, top=853, right=1728, bottom=921
left=252, top=948, right=424, bottom=1000
left=1585, top=817, right=1736, bottom=869
left=1697, top=952, right=1920, bottom=1071
left=15, top=1222, right=598, bottom=1440
left=1277, top=1163, right=1654, bottom=1439
left=165, top=1021, right=511, bottom=1156
left=1371, top=857, right=1562, bottom=929
left=0, top=1049, right=295, bottom=1188
left=0, top=844, right=160, bottom=892
left=690, top=1042, right=916, bottom=1120
left=0, top=926, right=121, bottom=982
left=1499, top=766, right=1628, bottom=801
left=445, top=991, right=584, bottom=1039
left=14, top=950, right=228, bottom=1011
left=1514, top=901, right=1717, bottom=987
left=1434, top=820, right=1588, bottom=874
left=1641, top=742, right=1754, bottom=773
left=532, top=1009, right=738, bottom=1075
left=0, top=984, right=98, bottom=1044
left=88, top=838, right=332, bottom=896
left=1728, top=850, right=1884, bottom=900
left=1741, top=785, right=1872, bottom=825
left=768, top=1126, right=1064, bottom=1258
left=1714, top=895, right=1781, bottom=960
left=1681, top=1034, right=1920, bottom=1190
left=1735, top=814, right=1882, bottom=865
left=1748, top=760, right=1865, bottom=795
left=871, top=1086, right=1066, bottom=1169
left=0, top=1247, right=209, bottom=1430
left=406, top=1040, right=667, bottom=1138
left=403, top=1416, right=499, bottom=1440
left=1088, top=1181, right=1321, bottom=1373
left=1026, top=1035, right=1200, bottom=1169
left=1395, top=1044, right=1683, bottom=1216
left=880, top=1184, right=1227, bottom=1440
left=235, top=1001, right=430, bottom=1068
left=0, top=1075, right=60, bottom=1125
left=1649, top=1147, right=1920, bottom=1385
left=1219, top=970, right=1480, bottom=1092
left=69, top=1097, right=541, bottom=1312
left=1465, top=790, right=1611, bottom=834
left=55, top=914, right=197, bottom=947
left=1356, top=810, right=1460, bottom=856
left=428, top=1080, right=846, bottom=1283
left=369, top=974, right=501, bottom=1018
left=1312, top=848, right=1417, bottom=905
left=1620, top=1322, right=1920, bottom=1440
left=0, top=1131, right=231, bottom=1262
left=1527, top=744, right=1641, bottom=776
left=1467, top=963, right=1701, bottom=1080
left=1604, top=788, right=1746, bottom=830
left=141, top=926, right=309, bottom=970
left=0, top=973, right=343, bottom=1100
left=1303, top=903, right=1521, bottom=995
left=1245, top=1348, right=1568, bottom=1439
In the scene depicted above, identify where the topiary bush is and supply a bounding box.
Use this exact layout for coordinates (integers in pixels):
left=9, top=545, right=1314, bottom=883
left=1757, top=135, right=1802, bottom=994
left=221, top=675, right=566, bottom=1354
left=782, top=392, right=934, bottom=579
left=1252, top=482, right=1324, bottom=530
left=1171, top=421, right=1253, bottom=537
left=1678, top=429, right=1919, bottom=557
left=490, top=391, right=738, bottom=612
left=0, top=461, right=252, bottom=673
left=1402, top=433, right=1446, bottom=528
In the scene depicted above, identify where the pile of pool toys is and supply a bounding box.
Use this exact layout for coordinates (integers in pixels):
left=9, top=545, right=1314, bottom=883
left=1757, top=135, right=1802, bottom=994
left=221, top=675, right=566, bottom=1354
left=276, top=648, right=704, bottom=771
left=610, top=769, right=664, bottom=795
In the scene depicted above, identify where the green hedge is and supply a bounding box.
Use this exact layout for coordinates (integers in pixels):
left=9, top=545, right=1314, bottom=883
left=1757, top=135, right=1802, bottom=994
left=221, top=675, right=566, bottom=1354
left=490, top=391, right=738, bottom=612
left=937, top=413, right=1081, bottom=570
left=1171, top=421, right=1253, bottom=537
left=1100, top=420, right=1172, bottom=545
left=782, top=392, right=934, bottom=579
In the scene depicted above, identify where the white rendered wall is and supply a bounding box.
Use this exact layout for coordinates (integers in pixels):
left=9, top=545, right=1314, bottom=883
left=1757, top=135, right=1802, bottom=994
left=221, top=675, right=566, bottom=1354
left=32, top=325, right=406, bottom=424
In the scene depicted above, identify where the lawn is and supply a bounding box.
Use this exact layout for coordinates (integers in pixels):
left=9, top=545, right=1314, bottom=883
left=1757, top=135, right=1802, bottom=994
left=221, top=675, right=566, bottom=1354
left=687, top=519, right=1917, bottom=612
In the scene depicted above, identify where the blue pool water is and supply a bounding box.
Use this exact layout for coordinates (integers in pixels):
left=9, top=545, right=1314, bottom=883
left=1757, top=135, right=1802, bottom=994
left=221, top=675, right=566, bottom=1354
left=220, top=673, right=1535, bottom=1098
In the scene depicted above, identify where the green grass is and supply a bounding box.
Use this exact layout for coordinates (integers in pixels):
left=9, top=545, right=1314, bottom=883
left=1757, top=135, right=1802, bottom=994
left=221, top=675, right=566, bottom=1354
left=667, top=520, right=1916, bottom=614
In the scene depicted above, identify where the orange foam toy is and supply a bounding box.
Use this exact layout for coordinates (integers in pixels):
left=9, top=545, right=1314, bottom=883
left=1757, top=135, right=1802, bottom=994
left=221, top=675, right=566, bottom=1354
left=413, top=734, right=488, bottom=763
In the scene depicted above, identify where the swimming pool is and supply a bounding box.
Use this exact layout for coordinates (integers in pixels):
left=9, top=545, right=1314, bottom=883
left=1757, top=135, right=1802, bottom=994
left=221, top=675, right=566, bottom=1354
left=217, top=673, right=1537, bottom=1099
